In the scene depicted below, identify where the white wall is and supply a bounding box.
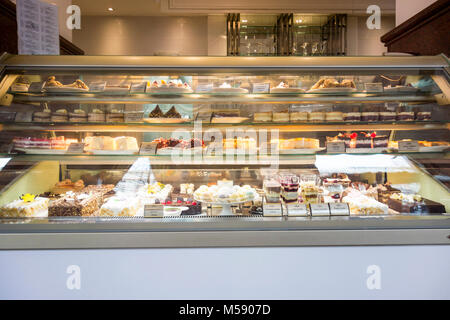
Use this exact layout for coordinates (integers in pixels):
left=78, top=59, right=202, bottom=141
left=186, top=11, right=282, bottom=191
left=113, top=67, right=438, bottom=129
left=207, top=15, right=227, bottom=56
left=395, top=0, right=437, bottom=26
left=347, top=15, right=395, bottom=56
left=73, top=16, right=208, bottom=55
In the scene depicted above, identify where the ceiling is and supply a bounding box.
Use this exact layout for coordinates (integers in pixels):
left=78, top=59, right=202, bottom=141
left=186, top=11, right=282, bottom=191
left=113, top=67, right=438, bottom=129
left=72, top=0, right=165, bottom=16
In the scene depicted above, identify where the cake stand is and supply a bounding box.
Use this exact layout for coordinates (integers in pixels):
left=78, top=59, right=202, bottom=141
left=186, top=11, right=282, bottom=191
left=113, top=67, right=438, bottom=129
left=193, top=197, right=254, bottom=216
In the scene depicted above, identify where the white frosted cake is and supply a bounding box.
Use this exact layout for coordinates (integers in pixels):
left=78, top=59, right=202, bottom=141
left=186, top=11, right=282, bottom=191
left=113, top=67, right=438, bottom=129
left=114, top=136, right=139, bottom=151
left=99, top=196, right=142, bottom=217
left=1, top=196, right=49, bottom=217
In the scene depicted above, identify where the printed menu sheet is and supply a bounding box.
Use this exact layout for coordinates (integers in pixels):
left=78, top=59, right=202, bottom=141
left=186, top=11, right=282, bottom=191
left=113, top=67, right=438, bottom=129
left=16, top=0, right=59, bottom=55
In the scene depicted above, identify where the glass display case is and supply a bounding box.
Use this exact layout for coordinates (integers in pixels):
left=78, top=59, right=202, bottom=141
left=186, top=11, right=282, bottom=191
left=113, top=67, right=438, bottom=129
left=0, top=53, right=449, bottom=249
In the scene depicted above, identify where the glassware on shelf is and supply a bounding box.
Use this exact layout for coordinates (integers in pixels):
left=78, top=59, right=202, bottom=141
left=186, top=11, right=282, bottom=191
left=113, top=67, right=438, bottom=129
left=320, top=41, right=327, bottom=56
left=263, top=174, right=281, bottom=203
left=300, top=42, right=309, bottom=56
left=312, top=42, right=319, bottom=56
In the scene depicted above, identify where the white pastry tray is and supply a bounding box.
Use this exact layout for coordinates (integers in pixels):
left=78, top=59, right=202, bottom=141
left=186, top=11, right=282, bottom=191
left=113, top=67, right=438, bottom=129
left=346, top=147, right=388, bottom=154
left=143, top=118, right=191, bottom=123
left=88, top=149, right=139, bottom=155
left=270, top=87, right=306, bottom=93
left=307, top=88, right=357, bottom=93
left=14, top=148, right=69, bottom=155
left=44, top=86, right=89, bottom=93
left=147, top=87, right=193, bottom=93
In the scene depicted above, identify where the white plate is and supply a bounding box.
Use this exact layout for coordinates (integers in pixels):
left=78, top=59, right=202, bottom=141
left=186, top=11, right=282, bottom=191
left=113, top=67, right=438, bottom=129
left=164, top=206, right=189, bottom=217
left=307, top=88, right=357, bottom=93
left=14, top=148, right=69, bottom=154
left=143, top=118, right=191, bottom=123
left=148, top=87, right=193, bottom=93
left=44, top=86, right=89, bottom=93
left=89, top=149, right=139, bottom=155
left=278, top=148, right=325, bottom=154
left=346, top=147, right=387, bottom=154
left=210, top=87, right=249, bottom=94
left=270, top=87, right=306, bottom=93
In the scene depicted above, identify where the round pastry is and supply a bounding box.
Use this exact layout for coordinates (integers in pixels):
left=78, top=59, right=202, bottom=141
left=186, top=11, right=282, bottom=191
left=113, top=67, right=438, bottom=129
left=33, top=109, right=51, bottom=122
left=51, top=109, right=68, bottom=122
left=88, top=108, right=106, bottom=122
left=69, top=109, right=87, bottom=122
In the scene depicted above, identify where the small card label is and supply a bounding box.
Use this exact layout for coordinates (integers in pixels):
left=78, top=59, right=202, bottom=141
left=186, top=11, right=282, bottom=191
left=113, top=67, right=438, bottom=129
left=327, top=141, right=346, bottom=153
left=124, top=113, right=143, bottom=123
left=365, top=82, right=383, bottom=92
left=144, top=204, right=164, bottom=218
left=263, top=202, right=282, bottom=216
left=196, top=84, right=213, bottom=93
left=398, top=140, right=419, bottom=152
left=139, top=142, right=157, bottom=155
left=329, top=203, right=350, bottom=216
left=253, top=83, right=270, bottom=93
left=28, top=82, right=44, bottom=93
left=130, top=82, right=148, bottom=93
left=310, top=203, right=330, bottom=216
left=286, top=203, right=309, bottom=216
left=89, top=81, right=106, bottom=92
left=66, top=143, right=85, bottom=154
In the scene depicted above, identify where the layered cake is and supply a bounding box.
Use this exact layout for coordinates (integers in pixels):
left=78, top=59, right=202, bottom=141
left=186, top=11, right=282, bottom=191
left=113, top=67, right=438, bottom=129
left=355, top=132, right=372, bottom=148
left=48, top=191, right=100, bottom=217
left=81, top=184, right=115, bottom=204
left=388, top=193, right=445, bottom=214
left=164, top=106, right=182, bottom=118
left=325, top=112, right=344, bottom=122
left=290, top=112, right=308, bottom=122
left=309, top=112, right=325, bottom=122
left=0, top=194, right=49, bottom=217
left=379, top=112, right=396, bottom=121
left=372, top=134, right=388, bottom=148
left=263, top=178, right=281, bottom=203
left=343, top=194, right=388, bottom=215
left=106, top=109, right=124, bottom=122
left=33, top=109, right=51, bottom=122
left=254, top=112, right=272, bottom=122
left=273, top=111, right=290, bottom=122
left=343, top=112, right=361, bottom=122
left=51, top=109, right=69, bottom=122
left=193, top=183, right=257, bottom=204
left=396, top=111, right=415, bottom=121
left=416, top=112, right=431, bottom=121
left=85, top=136, right=115, bottom=150
left=272, top=138, right=320, bottom=150
left=99, top=196, right=142, bottom=217
left=138, top=182, right=173, bottom=204
left=69, top=109, right=88, bottom=122
left=115, top=136, right=139, bottom=151
left=300, top=184, right=320, bottom=204
left=280, top=174, right=299, bottom=203
left=88, top=108, right=106, bottom=122
left=361, top=112, right=379, bottom=122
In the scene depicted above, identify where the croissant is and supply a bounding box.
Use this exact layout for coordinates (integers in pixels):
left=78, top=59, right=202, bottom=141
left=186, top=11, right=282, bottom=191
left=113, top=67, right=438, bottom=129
left=45, top=76, right=63, bottom=87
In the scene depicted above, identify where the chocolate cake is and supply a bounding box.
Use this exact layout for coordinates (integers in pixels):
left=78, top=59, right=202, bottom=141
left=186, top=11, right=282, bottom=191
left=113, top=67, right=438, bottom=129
left=164, top=106, right=181, bottom=118
left=149, top=105, right=164, bottom=118
left=159, top=196, right=202, bottom=215
left=48, top=192, right=100, bottom=216
left=416, top=112, right=431, bottom=121
left=387, top=196, right=445, bottom=214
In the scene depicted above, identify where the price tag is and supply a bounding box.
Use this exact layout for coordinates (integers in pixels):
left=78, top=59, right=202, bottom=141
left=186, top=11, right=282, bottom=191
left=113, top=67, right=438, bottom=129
left=286, top=203, right=309, bottom=216
left=196, top=84, right=213, bottom=93
left=364, top=82, right=383, bottom=92
left=28, top=82, right=44, bottom=93
left=124, top=112, right=143, bottom=123
left=263, top=202, right=282, bottom=217
left=144, top=204, right=164, bottom=218
left=66, top=143, right=85, bottom=154
left=139, top=142, right=157, bottom=155
left=89, top=81, right=106, bottom=92
left=310, top=203, right=330, bottom=216
left=131, top=82, right=148, bottom=93
left=327, top=141, right=345, bottom=153
left=398, top=140, right=419, bottom=152
left=253, top=83, right=270, bottom=93
left=329, top=203, right=350, bottom=216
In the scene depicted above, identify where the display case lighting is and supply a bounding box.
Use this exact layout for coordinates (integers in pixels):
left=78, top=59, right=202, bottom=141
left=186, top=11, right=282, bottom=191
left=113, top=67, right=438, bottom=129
left=108, top=8, right=114, bottom=12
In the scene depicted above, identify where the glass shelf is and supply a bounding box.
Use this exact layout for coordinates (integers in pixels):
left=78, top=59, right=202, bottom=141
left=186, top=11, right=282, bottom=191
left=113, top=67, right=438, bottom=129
left=9, top=91, right=438, bottom=104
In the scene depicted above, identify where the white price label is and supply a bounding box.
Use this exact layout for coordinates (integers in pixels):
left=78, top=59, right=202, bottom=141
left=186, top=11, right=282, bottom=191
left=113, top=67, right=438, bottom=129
left=144, top=204, right=164, bottom=218
left=89, top=82, right=106, bottom=92
left=398, top=140, right=419, bottom=152
left=365, top=82, right=383, bottom=92
left=139, top=142, right=157, bottom=155
left=263, top=202, right=282, bottom=216
left=327, top=141, right=346, bottom=153
left=310, top=203, right=330, bottom=216
left=253, top=83, right=270, bottom=93
left=329, top=203, right=350, bottom=216
left=196, top=84, right=213, bottom=93
left=66, top=143, right=85, bottom=154
left=286, top=203, right=309, bottom=216
left=124, top=113, right=143, bottom=122
left=131, top=82, right=148, bottom=93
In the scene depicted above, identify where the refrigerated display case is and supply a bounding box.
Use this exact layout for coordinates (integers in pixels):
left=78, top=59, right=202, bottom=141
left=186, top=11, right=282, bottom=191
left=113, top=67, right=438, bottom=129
left=0, top=53, right=449, bottom=250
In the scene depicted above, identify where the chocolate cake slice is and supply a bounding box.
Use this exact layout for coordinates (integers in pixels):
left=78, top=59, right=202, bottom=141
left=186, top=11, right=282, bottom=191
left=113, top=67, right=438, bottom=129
left=149, top=105, right=164, bottom=118
left=164, top=106, right=181, bottom=118
left=48, top=192, right=101, bottom=216
left=387, top=197, right=445, bottom=214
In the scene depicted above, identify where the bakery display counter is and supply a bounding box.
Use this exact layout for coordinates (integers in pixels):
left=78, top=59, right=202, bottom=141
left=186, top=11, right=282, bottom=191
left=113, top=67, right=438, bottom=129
left=0, top=54, right=449, bottom=250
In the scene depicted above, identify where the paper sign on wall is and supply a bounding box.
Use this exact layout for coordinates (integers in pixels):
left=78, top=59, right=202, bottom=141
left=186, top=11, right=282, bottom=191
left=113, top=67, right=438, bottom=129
left=16, top=0, right=60, bottom=55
